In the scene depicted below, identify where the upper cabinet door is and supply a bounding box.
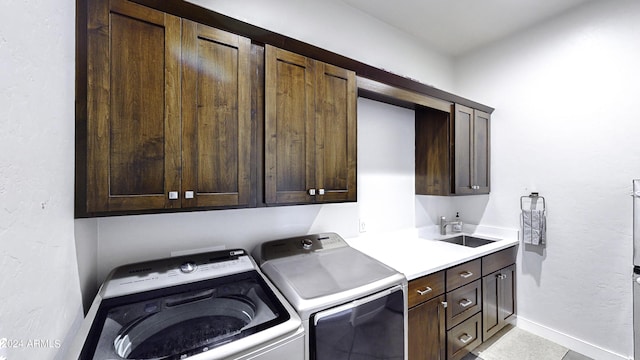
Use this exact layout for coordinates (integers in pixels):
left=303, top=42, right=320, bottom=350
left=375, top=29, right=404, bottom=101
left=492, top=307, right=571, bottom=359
left=453, top=104, right=490, bottom=195
left=454, top=104, right=474, bottom=195
left=264, top=45, right=357, bottom=205
left=87, top=0, right=181, bottom=212
left=264, top=45, right=316, bottom=204
left=473, top=109, right=490, bottom=194
left=315, top=63, right=357, bottom=202
left=181, top=20, right=252, bottom=208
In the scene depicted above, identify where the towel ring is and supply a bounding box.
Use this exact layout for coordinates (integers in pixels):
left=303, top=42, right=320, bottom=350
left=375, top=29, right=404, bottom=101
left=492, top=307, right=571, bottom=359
left=520, top=192, right=546, bottom=211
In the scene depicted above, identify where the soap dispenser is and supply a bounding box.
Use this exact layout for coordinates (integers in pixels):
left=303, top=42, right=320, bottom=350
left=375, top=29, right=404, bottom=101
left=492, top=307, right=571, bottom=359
left=453, top=212, right=463, bottom=233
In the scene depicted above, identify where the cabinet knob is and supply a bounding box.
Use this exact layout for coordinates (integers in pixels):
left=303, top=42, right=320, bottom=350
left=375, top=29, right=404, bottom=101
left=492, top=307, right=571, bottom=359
left=318, top=188, right=325, bottom=195
left=185, top=191, right=194, bottom=199
left=168, top=191, right=179, bottom=200
left=308, top=189, right=316, bottom=196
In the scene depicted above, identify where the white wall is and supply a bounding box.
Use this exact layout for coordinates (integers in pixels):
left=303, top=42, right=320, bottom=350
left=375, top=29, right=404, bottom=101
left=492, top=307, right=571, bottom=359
left=454, top=1, right=640, bottom=358
left=0, top=1, right=83, bottom=359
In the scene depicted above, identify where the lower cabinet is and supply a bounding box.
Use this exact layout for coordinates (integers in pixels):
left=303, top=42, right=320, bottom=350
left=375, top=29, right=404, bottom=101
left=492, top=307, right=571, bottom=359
left=408, top=245, right=517, bottom=359
left=482, top=264, right=516, bottom=340
left=409, top=295, right=447, bottom=360
left=408, top=271, right=446, bottom=360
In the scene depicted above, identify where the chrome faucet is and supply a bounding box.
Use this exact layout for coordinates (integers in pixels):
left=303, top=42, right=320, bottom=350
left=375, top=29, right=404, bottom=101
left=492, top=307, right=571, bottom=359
left=440, top=215, right=462, bottom=235
left=440, top=216, right=451, bottom=235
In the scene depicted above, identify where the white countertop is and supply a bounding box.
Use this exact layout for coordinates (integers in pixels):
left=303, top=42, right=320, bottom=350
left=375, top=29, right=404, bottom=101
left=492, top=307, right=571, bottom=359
left=345, top=225, right=519, bottom=280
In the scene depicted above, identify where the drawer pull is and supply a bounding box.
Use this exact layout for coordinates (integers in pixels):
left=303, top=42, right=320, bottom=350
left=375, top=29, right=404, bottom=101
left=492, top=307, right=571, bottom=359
left=496, top=273, right=507, bottom=280
left=460, top=271, right=474, bottom=278
left=417, top=287, right=433, bottom=295
left=459, top=333, right=474, bottom=344
left=459, top=298, right=473, bottom=308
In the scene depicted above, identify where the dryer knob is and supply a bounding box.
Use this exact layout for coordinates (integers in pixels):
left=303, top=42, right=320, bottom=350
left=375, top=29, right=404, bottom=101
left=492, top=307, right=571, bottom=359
left=302, top=238, right=313, bottom=250
left=180, top=261, right=197, bottom=273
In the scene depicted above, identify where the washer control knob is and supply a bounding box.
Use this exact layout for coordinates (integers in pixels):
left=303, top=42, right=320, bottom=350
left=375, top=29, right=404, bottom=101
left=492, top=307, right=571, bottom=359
left=302, top=238, right=313, bottom=250
left=180, top=261, right=197, bottom=273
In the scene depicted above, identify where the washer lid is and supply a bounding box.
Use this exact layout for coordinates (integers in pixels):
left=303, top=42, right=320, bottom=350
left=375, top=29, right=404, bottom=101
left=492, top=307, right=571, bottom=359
left=265, top=246, right=399, bottom=300
left=80, top=270, right=298, bottom=360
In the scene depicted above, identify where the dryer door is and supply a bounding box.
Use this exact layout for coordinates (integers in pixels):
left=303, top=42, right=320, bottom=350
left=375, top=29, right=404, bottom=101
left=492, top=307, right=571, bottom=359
left=311, top=285, right=406, bottom=360
left=80, top=271, right=290, bottom=360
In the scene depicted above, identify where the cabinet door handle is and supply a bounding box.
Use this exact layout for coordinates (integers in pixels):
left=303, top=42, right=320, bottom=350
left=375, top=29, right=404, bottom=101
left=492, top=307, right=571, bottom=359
left=168, top=191, right=179, bottom=200
left=185, top=191, right=194, bottom=199
left=459, top=298, right=473, bottom=308
left=441, top=301, right=448, bottom=308
left=497, top=274, right=507, bottom=280
left=318, top=188, right=325, bottom=195
left=308, top=189, right=316, bottom=196
left=459, top=333, right=474, bottom=344
left=460, top=271, right=473, bottom=278
left=416, top=287, right=432, bottom=295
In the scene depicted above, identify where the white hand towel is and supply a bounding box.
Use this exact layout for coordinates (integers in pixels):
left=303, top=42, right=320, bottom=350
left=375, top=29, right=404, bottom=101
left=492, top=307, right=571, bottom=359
left=523, top=209, right=545, bottom=245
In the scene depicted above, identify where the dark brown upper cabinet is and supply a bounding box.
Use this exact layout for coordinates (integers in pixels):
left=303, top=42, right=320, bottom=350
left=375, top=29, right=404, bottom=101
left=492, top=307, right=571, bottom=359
left=415, top=104, right=490, bottom=196
left=453, top=104, right=490, bottom=195
left=181, top=20, right=253, bottom=208
left=264, top=45, right=357, bottom=205
left=79, top=0, right=253, bottom=215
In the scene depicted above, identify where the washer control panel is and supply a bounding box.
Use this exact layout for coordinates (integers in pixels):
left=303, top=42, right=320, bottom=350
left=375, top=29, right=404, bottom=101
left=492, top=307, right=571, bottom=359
left=102, top=249, right=253, bottom=298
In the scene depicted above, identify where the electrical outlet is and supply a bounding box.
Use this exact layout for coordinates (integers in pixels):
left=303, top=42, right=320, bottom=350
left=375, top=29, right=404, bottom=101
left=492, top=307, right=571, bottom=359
left=359, top=219, right=367, bottom=233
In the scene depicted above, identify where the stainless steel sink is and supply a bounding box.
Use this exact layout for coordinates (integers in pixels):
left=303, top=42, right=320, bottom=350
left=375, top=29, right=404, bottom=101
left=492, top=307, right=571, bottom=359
left=439, top=235, right=496, bottom=248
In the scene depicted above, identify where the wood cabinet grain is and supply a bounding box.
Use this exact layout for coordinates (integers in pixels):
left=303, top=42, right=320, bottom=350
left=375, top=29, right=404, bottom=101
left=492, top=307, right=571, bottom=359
left=181, top=20, right=252, bottom=208
left=81, top=0, right=254, bottom=214
left=409, top=295, right=447, bottom=360
left=86, top=0, right=182, bottom=212
left=415, top=103, right=491, bottom=196
left=264, top=45, right=356, bottom=205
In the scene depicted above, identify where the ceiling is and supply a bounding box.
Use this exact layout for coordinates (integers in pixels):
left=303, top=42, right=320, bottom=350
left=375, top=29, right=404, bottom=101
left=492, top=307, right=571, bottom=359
left=341, top=0, right=594, bottom=56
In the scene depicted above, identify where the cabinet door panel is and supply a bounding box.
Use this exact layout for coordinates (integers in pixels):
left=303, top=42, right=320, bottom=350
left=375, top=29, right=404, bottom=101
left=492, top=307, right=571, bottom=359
left=454, top=104, right=473, bottom=195
left=483, top=264, right=516, bottom=341
left=473, top=109, right=490, bottom=193
left=482, top=271, right=500, bottom=340
left=315, top=63, right=356, bottom=202
left=181, top=20, right=252, bottom=207
left=265, top=45, right=316, bottom=204
left=499, top=264, right=516, bottom=324
left=87, top=0, right=181, bottom=212
left=408, top=295, right=446, bottom=360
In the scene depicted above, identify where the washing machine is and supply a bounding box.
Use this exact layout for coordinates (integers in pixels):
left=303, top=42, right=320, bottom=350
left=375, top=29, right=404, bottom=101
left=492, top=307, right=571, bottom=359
left=69, top=249, right=304, bottom=360
left=253, top=233, right=407, bottom=360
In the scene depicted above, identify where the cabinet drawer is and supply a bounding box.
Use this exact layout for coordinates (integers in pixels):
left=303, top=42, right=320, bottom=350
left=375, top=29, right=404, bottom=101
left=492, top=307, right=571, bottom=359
left=482, top=246, right=517, bottom=275
left=446, top=279, right=481, bottom=329
left=446, top=259, right=481, bottom=290
left=408, top=271, right=445, bottom=308
left=447, top=312, right=482, bottom=360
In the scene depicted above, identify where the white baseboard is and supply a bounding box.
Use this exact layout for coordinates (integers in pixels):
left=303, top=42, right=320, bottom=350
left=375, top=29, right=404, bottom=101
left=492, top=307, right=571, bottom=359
left=516, top=317, right=631, bottom=360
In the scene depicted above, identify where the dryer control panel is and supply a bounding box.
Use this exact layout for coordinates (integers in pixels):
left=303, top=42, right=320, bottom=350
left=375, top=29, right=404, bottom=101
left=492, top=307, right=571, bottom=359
left=257, top=233, right=347, bottom=263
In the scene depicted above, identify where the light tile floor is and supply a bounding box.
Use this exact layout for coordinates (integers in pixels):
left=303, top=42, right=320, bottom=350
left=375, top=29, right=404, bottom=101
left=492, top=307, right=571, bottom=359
left=461, top=346, right=593, bottom=360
